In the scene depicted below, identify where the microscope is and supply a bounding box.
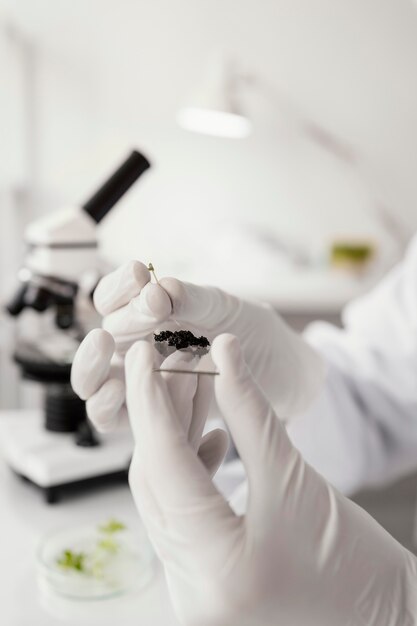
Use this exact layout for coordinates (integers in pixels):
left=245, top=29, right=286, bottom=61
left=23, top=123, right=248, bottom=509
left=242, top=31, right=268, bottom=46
left=1, top=150, right=150, bottom=503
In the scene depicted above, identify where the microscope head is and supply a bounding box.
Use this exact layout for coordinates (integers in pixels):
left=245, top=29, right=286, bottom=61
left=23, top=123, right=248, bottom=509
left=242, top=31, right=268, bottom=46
left=5, top=150, right=150, bottom=329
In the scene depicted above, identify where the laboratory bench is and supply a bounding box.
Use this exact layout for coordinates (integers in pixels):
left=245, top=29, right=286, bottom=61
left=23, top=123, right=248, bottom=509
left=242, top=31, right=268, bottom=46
left=0, top=421, right=243, bottom=626
left=0, top=444, right=177, bottom=626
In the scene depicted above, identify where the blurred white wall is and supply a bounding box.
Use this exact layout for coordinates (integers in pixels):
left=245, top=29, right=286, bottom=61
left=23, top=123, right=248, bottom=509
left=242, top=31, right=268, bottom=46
left=3, top=0, right=417, bottom=272
left=2, top=0, right=417, bottom=280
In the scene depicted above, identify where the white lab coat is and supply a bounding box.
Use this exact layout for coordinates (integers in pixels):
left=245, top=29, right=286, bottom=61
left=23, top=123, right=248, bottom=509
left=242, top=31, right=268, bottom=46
left=287, top=233, right=417, bottom=495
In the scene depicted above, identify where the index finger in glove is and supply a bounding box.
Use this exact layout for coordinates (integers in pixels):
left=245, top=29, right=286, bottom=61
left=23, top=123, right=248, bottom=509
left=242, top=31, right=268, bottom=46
left=93, top=260, right=151, bottom=316
left=103, top=282, right=172, bottom=351
left=159, top=350, right=198, bottom=436
left=188, top=358, right=215, bottom=450
left=160, top=352, right=223, bottom=470
left=125, top=341, right=232, bottom=517
left=71, top=329, right=115, bottom=400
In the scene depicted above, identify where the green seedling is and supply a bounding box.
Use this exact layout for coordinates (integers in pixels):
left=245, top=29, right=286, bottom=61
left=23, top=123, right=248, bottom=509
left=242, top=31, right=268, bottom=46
left=57, top=549, right=86, bottom=573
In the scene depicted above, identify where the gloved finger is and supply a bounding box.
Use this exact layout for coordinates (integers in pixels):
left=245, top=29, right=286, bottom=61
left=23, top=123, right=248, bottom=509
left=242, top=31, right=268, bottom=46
left=160, top=277, right=235, bottom=333
left=103, top=282, right=172, bottom=352
left=128, top=451, right=178, bottom=565
left=229, top=480, right=248, bottom=516
left=188, top=369, right=214, bottom=450
left=197, top=429, right=229, bottom=477
left=108, top=352, right=125, bottom=381
left=125, top=341, right=234, bottom=523
left=93, top=260, right=150, bottom=316
left=159, top=352, right=215, bottom=453
left=86, top=378, right=125, bottom=432
left=128, top=449, right=164, bottom=527
left=159, top=351, right=198, bottom=435
left=71, top=329, right=115, bottom=400
left=212, top=334, right=293, bottom=496
left=85, top=352, right=128, bottom=432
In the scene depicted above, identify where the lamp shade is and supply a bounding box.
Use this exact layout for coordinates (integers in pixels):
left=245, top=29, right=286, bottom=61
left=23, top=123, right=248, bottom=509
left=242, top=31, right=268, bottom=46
left=177, top=54, right=252, bottom=139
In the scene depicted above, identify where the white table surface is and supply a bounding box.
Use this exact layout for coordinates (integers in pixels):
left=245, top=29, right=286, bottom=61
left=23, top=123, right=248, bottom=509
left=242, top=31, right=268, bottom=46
left=0, top=414, right=244, bottom=626
left=0, top=452, right=177, bottom=626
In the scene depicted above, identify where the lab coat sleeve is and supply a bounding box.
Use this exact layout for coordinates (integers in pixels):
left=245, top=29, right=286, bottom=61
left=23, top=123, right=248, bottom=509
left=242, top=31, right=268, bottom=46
left=287, top=233, right=417, bottom=495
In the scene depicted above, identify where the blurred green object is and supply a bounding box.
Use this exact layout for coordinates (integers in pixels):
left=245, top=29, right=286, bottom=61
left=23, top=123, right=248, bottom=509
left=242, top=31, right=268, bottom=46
left=98, top=519, right=126, bottom=534
left=38, top=518, right=155, bottom=599
left=56, top=517, right=127, bottom=578
left=56, top=549, right=86, bottom=572
left=330, top=241, right=375, bottom=269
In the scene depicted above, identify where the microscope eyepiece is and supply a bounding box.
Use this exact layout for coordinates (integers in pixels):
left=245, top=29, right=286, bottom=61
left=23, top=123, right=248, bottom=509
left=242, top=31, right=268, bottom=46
left=6, top=283, right=52, bottom=316
left=24, top=284, right=54, bottom=312
left=6, top=275, right=78, bottom=321
left=6, top=283, right=29, bottom=316
left=82, top=150, right=151, bottom=224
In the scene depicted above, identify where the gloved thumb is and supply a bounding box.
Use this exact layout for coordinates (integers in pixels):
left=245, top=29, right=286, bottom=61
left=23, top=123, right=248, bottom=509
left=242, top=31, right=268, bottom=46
left=211, top=334, right=295, bottom=510
left=197, top=428, right=229, bottom=477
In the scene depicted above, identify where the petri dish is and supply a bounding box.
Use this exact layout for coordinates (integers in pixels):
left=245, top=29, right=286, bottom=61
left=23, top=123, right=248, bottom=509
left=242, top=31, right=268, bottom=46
left=37, top=521, right=156, bottom=601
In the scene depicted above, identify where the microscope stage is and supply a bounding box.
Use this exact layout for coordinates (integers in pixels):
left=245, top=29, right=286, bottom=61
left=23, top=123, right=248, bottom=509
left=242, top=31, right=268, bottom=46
left=0, top=411, right=133, bottom=500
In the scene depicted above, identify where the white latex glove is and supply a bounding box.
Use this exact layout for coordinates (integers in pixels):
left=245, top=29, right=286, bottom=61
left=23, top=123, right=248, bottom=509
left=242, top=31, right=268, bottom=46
left=125, top=333, right=417, bottom=626
left=71, top=326, right=229, bottom=478
left=71, top=259, right=324, bottom=431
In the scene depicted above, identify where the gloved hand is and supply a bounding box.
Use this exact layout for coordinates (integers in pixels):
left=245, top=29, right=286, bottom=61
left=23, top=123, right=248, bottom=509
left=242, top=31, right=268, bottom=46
left=71, top=326, right=229, bottom=476
left=125, top=333, right=417, bottom=626
left=71, top=259, right=324, bottom=431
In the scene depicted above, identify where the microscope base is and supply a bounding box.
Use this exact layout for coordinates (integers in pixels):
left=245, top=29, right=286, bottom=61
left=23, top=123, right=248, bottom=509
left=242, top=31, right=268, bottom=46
left=0, top=410, right=133, bottom=503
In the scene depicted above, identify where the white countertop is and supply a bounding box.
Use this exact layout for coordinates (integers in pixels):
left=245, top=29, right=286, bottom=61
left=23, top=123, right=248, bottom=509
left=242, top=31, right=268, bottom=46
left=0, top=449, right=178, bottom=626
left=0, top=411, right=244, bottom=626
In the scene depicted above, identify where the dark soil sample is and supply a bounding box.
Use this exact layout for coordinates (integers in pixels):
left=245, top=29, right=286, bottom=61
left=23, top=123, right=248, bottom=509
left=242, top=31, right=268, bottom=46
left=154, top=330, right=210, bottom=357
